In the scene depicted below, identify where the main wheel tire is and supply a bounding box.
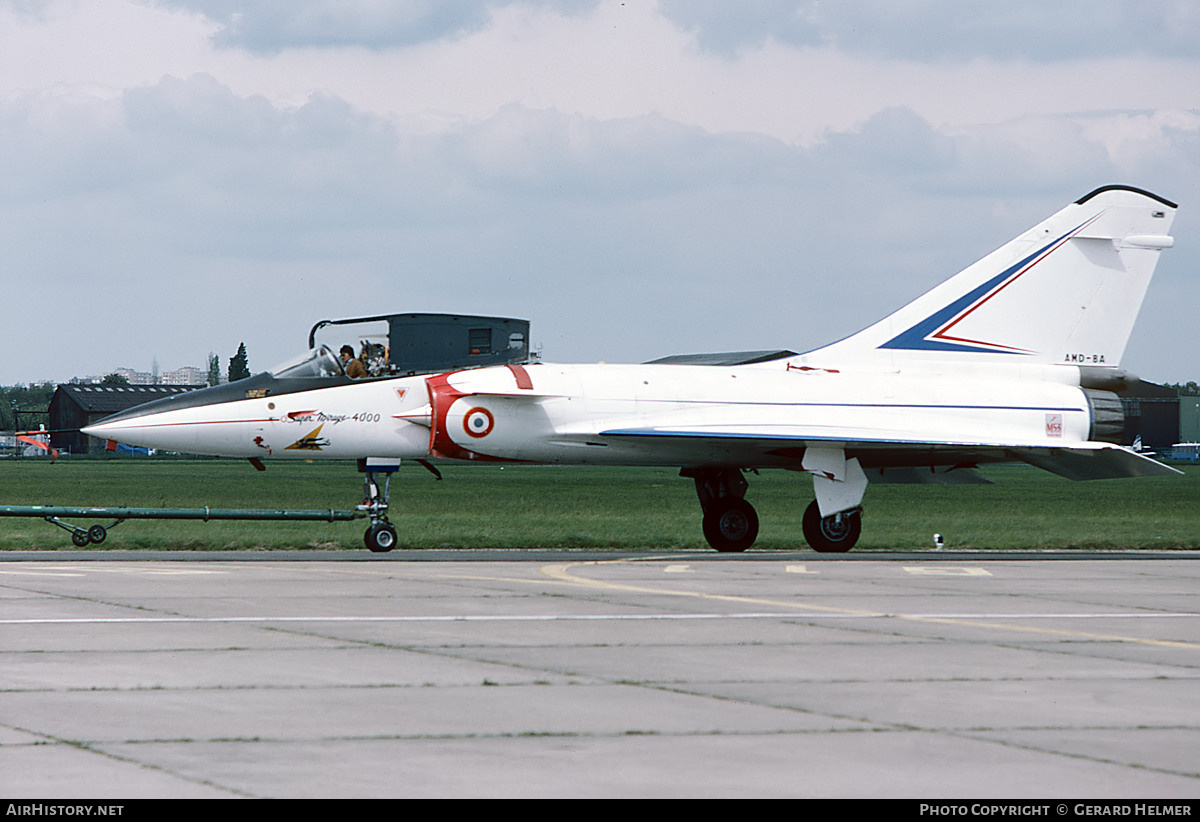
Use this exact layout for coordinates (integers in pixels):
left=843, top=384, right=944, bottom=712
left=365, top=523, right=397, bottom=553
left=802, top=500, right=861, bottom=553
left=87, top=525, right=107, bottom=545
left=702, top=498, right=759, bottom=553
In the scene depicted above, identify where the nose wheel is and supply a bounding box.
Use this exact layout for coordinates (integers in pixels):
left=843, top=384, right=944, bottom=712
left=365, top=521, right=397, bottom=552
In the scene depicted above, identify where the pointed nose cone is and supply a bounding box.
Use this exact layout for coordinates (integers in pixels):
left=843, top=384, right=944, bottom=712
left=81, top=376, right=277, bottom=455
left=82, top=403, right=162, bottom=444
left=81, top=396, right=200, bottom=451
left=80, top=419, right=117, bottom=441
left=81, top=416, right=142, bottom=444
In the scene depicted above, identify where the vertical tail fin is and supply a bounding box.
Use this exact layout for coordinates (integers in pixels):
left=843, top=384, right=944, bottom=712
left=808, top=186, right=1176, bottom=368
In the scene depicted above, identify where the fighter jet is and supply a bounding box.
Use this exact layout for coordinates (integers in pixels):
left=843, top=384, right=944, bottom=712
left=84, top=185, right=1180, bottom=552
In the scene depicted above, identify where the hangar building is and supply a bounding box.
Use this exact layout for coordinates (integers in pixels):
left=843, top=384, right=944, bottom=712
left=49, top=384, right=204, bottom=455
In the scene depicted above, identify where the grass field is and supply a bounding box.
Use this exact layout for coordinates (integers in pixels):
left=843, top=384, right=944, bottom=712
left=0, top=457, right=1197, bottom=551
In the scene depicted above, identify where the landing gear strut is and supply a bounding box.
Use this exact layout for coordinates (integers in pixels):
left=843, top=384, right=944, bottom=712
left=358, top=459, right=399, bottom=552
left=683, top=467, right=759, bottom=552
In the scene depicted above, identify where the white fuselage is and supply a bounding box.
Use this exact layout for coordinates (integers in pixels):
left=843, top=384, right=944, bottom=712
left=83, top=359, right=1094, bottom=468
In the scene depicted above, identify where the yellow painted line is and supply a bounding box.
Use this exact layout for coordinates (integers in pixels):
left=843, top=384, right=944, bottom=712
left=539, top=558, right=1200, bottom=650
left=903, top=566, right=992, bottom=576
left=539, top=560, right=873, bottom=615
left=901, top=615, right=1200, bottom=650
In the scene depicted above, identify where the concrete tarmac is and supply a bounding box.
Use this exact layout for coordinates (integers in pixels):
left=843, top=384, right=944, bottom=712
left=1, top=550, right=1198, bottom=798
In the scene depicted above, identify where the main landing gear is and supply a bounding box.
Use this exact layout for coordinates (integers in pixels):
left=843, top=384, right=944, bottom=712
left=683, top=467, right=864, bottom=553
left=802, top=500, right=861, bottom=554
left=683, top=468, right=758, bottom=552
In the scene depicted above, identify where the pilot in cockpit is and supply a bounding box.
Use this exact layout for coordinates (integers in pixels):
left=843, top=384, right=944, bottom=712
left=339, top=345, right=367, bottom=378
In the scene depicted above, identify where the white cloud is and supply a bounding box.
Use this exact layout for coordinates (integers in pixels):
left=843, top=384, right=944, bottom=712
left=658, top=0, right=1200, bottom=61
left=0, top=1, right=1197, bottom=385
left=156, top=0, right=600, bottom=53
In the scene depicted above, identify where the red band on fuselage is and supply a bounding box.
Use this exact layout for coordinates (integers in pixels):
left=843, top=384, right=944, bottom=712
left=507, top=364, right=534, bottom=390
left=425, top=371, right=527, bottom=463
left=426, top=372, right=470, bottom=459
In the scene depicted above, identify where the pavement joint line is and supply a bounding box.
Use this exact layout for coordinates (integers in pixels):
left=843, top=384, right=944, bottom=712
left=3, top=610, right=1200, bottom=626
left=6, top=557, right=1198, bottom=649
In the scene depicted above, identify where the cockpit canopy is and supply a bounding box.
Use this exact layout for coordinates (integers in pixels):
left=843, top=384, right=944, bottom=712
left=269, top=346, right=345, bottom=380
left=309, top=313, right=532, bottom=377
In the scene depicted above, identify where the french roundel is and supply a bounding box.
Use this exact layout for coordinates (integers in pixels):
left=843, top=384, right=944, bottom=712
left=462, top=407, right=495, bottom=438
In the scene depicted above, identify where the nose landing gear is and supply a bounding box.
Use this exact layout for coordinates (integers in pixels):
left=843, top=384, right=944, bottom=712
left=359, top=458, right=399, bottom=552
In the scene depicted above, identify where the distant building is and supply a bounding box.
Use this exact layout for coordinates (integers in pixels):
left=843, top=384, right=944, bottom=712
left=113, top=367, right=153, bottom=385
left=1119, top=381, right=1180, bottom=449
left=70, top=365, right=215, bottom=386
left=48, top=384, right=205, bottom=455
left=1179, top=396, right=1200, bottom=443
left=161, top=366, right=208, bottom=385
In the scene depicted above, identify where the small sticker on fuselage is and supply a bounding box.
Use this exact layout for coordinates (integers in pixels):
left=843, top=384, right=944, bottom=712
left=1045, top=414, right=1063, bottom=438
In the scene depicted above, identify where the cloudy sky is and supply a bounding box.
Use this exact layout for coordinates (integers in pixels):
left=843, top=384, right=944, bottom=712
left=2, top=0, right=1198, bottom=385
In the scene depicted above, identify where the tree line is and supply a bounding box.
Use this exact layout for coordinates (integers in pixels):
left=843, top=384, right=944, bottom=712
left=0, top=383, right=55, bottom=431
left=1, top=343, right=252, bottom=429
